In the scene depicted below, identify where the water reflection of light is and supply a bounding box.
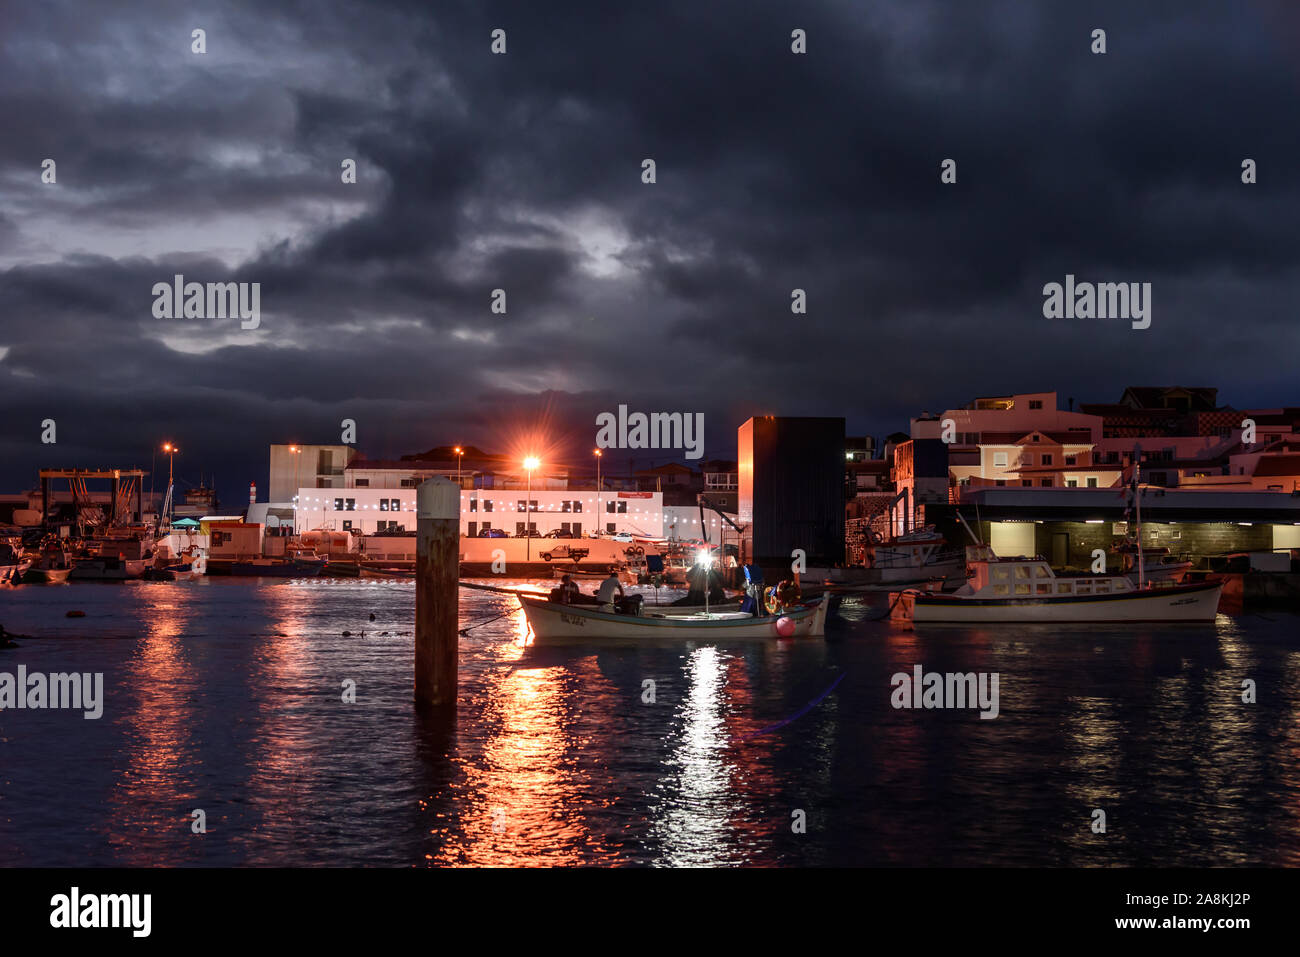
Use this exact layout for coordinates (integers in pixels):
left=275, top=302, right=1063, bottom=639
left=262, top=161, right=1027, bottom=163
left=243, top=590, right=315, bottom=813
left=107, top=587, right=198, bottom=863
left=653, top=646, right=736, bottom=865
left=423, top=590, right=600, bottom=866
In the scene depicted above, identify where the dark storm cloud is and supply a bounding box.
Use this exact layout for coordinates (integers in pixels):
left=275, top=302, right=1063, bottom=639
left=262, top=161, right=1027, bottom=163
left=2, top=0, right=1299, bottom=504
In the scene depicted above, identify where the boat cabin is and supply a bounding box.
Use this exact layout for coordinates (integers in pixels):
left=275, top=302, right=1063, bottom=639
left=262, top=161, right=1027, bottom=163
left=958, top=545, right=1135, bottom=598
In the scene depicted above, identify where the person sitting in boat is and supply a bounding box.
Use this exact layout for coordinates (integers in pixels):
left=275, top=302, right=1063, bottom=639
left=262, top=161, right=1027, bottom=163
left=558, top=574, right=581, bottom=604
left=596, top=568, right=624, bottom=613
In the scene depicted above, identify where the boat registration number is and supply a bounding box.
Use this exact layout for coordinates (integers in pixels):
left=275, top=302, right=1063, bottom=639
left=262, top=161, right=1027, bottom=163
left=560, top=613, right=586, bottom=626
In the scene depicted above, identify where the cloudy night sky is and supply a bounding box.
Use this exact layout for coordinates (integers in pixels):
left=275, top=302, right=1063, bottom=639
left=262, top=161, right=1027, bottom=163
left=1, top=0, right=1298, bottom=506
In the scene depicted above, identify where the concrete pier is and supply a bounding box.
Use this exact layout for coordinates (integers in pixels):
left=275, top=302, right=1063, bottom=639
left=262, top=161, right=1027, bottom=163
left=415, top=477, right=460, bottom=710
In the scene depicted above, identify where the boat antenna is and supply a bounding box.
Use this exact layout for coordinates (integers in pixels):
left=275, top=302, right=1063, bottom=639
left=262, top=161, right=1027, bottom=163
left=955, top=509, right=983, bottom=546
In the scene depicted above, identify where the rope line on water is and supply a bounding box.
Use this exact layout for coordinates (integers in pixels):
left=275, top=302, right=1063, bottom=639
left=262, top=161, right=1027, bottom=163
left=458, top=607, right=519, bottom=636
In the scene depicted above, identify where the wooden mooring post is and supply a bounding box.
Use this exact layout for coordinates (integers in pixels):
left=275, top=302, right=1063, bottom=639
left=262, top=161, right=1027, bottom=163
left=415, top=477, right=459, bottom=710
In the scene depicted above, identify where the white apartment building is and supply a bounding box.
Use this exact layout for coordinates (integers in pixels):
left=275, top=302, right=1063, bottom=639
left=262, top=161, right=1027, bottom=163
left=293, top=487, right=665, bottom=538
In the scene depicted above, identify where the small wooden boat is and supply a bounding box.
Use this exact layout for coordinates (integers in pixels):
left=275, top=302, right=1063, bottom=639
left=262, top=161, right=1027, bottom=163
left=518, top=592, right=829, bottom=641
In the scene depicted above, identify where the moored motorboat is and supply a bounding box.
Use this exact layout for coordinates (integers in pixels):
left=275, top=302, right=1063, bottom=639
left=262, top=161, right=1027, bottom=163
left=518, top=592, right=829, bottom=641
left=22, top=542, right=74, bottom=584
left=892, top=545, right=1222, bottom=623
left=865, top=526, right=966, bottom=583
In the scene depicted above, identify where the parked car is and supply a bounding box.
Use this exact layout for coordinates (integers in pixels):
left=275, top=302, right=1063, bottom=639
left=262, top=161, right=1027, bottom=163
left=477, top=528, right=509, bottom=538
left=608, top=532, right=635, bottom=543
left=543, top=529, right=574, bottom=539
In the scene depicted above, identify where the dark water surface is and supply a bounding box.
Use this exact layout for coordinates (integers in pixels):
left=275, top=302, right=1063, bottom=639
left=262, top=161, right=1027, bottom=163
left=2, top=579, right=1298, bottom=866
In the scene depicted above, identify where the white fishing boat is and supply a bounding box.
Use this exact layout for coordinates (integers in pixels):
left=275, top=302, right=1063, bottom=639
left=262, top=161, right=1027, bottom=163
left=518, top=592, right=830, bottom=641
left=892, top=546, right=1222, bottom=623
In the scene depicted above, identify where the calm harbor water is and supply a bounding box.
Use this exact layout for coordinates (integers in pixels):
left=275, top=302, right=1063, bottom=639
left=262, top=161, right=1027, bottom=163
left=2, top=579, right=1299, bottom=867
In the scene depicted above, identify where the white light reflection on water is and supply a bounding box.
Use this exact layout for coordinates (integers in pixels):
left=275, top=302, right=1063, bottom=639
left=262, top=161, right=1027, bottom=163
left=652, top=645, right=739, bottom=866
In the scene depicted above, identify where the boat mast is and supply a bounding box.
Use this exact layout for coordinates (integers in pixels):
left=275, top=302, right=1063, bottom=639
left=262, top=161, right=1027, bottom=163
left=1134, top=455, right=1145, bottom=589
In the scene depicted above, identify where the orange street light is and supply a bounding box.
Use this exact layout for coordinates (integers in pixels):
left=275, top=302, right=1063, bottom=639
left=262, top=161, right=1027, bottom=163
left=524, top=456, right=540, bottom=559
left=593, top=449, right=603, bottom=529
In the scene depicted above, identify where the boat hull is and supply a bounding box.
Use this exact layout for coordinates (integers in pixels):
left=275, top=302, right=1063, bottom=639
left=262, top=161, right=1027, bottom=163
left=68, top=559, right=148, bottom=581
left=358, top=566, right=415, bottom=578
left=519, top=595, right=828, bottom=640
left=22, top=567, right=71, bottom=584
left=894, top=580, right=1224, bottom=623
left=208, top=560, right=323, bottom=577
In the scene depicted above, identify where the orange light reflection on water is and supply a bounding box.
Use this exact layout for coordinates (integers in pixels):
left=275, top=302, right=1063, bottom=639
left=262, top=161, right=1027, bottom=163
left=106, top=587, right=198, bottom=863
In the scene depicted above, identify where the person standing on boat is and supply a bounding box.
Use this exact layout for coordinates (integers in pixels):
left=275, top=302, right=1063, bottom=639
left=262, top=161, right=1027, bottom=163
left=596, top=568, right=624, bottom=613
left=558, top=574, right=580, bottom=604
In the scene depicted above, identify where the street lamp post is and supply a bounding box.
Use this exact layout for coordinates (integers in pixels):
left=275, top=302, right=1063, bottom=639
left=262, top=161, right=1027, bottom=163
left=524, top=456, right=539, bottom=560
left=454, top=446, right=464, bottom=487
left=290, top=445, right=301, bottom=533
left=593, top=449, right=602, bottom=537
left=161, top=442, right=179, bottom=529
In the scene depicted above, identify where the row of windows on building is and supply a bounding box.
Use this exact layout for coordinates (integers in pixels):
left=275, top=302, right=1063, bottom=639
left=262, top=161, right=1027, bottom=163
left=325, top=519, right=407, bottom=532
left=983, top=477, right=1101, bottom=487
left=326, top=498, right=405, bottom=512
left=991, top=450, right=1182, bottom=468
left=467, top=521, right=621, bottom=536
left=991, top=452, right=1080, bottom=467
left=466, top=499, right=630, bottom=513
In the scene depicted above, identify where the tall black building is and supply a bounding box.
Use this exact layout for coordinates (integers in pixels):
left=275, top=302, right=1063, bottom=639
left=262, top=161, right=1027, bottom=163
left=738, top=416, right=846, bottom=570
